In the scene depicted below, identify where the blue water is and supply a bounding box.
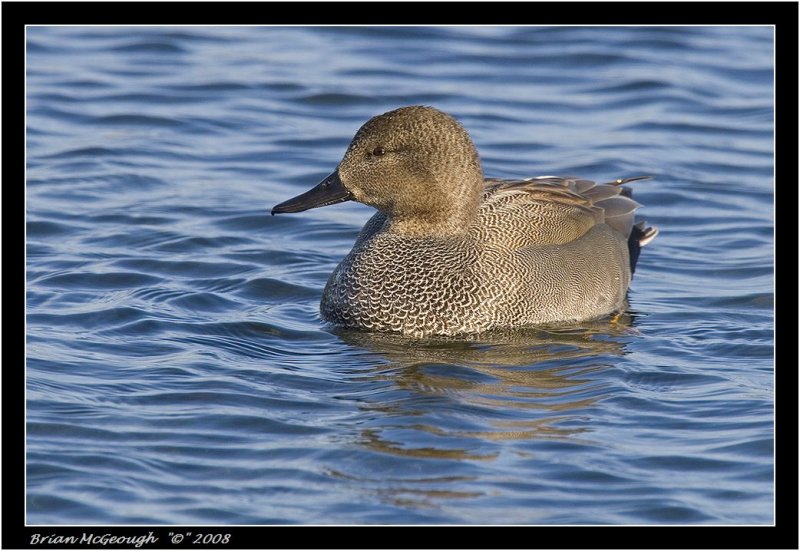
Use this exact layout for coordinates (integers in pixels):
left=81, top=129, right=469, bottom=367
left=26, top=26, right=773, bottom=525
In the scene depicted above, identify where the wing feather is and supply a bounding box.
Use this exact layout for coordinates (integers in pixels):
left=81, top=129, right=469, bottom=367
left=477, top=176, right=647, bottom=248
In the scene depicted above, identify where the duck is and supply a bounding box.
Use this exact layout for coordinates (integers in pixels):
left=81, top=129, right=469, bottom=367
left=272, top=106, right=657, bottom=338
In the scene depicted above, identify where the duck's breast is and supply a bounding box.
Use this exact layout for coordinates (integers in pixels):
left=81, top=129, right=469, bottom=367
left=321, top=231, right=485, bottom=335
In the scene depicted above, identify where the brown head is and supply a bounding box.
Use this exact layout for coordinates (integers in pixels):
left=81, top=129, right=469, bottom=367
left=272, top=106, right=484, bottom=236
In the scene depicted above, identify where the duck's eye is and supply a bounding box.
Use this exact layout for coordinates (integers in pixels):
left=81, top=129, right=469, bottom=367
left=372, top=146, right=385, bottom=156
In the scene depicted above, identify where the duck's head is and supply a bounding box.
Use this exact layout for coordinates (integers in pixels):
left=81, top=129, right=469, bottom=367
left=272, top=106, right=484, bottom=236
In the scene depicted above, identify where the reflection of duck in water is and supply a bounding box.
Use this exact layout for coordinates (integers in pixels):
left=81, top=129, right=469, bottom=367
left=333, top=314, right=635, bottom=370
left=333, top=318, right=635, bottom=458
left=273, top=106, right=657, bottom=337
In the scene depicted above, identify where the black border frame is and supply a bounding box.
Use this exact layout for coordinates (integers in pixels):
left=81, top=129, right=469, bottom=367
left=6, top=2, right=797, bottom=549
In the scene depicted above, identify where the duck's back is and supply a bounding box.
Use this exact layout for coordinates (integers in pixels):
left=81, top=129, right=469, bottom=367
left=321, top=176, right=654, bottom=337
left=477, top=176, right=643, bottom=249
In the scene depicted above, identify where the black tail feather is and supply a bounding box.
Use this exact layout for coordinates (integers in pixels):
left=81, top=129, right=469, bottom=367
left=628, top=225, right=644, bottom=274
left=628, top=223, right=659, bottom=274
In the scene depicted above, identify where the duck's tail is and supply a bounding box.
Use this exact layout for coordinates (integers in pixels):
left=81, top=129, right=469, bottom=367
left=628, top=221, right=659, bottom=274
left=602, top=176, right=658, bottom=275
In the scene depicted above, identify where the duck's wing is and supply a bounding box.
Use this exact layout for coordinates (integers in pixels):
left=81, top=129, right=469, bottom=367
left=478, top=176, right=654, bottom=247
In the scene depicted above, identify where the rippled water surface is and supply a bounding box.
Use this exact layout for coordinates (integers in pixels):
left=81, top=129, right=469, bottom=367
left=26, top=26, right=773, bottom=525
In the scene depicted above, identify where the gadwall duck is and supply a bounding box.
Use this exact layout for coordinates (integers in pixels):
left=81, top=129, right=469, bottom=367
left=273, top=106, right=657, bottom=337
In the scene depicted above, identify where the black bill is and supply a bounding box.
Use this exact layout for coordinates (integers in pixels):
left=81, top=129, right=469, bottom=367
left=271, top=171, right=352, bottom=215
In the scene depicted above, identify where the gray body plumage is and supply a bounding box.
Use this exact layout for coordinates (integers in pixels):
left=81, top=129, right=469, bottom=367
left=322, top=177, right=646, bottom=337
left=272, top=107, right=658, bottom=338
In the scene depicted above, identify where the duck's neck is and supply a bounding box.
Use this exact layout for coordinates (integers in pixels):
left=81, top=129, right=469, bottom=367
left=387, top=192, right=481, bottom=238
left=387, top=215, right=468, bottom=238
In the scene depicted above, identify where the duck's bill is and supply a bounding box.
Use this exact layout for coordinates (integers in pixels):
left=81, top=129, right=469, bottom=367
left=271, top=171, right=352, bottom=215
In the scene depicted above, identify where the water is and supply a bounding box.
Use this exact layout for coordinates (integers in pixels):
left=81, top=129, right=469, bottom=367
left=26, top=26, right=773, bottom=525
